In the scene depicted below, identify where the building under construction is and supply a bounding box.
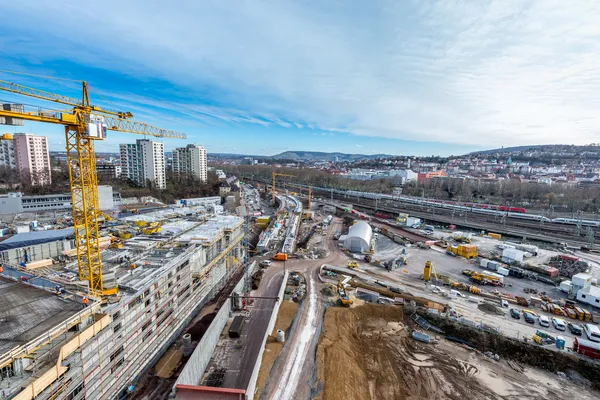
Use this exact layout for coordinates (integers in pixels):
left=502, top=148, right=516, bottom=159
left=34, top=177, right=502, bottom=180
left=0, top=210, right=244, bottom=400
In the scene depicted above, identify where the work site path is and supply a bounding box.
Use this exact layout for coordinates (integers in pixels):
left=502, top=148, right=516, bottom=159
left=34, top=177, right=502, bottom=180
left=261, top=219, right=345, bottom=400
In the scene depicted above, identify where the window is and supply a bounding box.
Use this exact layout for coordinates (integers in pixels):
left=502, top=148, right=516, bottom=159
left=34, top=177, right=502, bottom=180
left=582, top=294, right=587, bottom=299
left=113, top=322, right=122, bottom=334
left=110, top=345, right=124, bottom=362
left=66, top=382, right=84, bottom=400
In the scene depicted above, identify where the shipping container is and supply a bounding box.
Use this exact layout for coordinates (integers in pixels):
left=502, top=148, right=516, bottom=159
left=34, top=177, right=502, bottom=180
left=496, top=267, right=509, bottom=276
left=229, top=315, right=246, bottom=338
left=559, top=280, right=572, bottom=293
left=479, top=258, right=489, bottom=268
left=488, top=232, right=502, bottom=240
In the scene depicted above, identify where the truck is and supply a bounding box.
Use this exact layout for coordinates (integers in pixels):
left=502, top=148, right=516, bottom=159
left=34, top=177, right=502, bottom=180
left=273, top=253, right=288, bottom=261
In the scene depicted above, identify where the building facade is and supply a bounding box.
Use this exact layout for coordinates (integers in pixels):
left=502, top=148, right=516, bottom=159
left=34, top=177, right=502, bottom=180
left=172, top=144, right=208, bottom=182
left=120, top=139, right=166, bottom=189
left=0, top=133, right=51, bottom=185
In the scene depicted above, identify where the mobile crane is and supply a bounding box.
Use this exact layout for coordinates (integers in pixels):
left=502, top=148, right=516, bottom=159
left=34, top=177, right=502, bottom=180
left=0, top=77, right=185, bottom=297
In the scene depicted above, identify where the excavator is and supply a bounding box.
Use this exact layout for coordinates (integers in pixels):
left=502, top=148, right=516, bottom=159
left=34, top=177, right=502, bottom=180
left=337, top=278, right=353, bottom=307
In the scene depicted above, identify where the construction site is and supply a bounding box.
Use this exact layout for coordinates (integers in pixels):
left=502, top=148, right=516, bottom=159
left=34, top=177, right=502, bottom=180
left=0, top=75, right=599, bottom=399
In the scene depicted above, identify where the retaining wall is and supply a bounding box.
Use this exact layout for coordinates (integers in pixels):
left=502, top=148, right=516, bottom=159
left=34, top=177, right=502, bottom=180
left=245, top=270, right=289, bottom=400
left=176, top=298, right=232, bottom=387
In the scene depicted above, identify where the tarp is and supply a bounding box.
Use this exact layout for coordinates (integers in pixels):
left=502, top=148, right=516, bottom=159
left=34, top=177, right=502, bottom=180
left=0, top=228, right=74, bottom=252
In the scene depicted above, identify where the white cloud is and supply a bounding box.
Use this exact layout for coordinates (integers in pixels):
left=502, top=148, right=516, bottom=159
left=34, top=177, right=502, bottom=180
left=2, top=1, right=600, bottom=147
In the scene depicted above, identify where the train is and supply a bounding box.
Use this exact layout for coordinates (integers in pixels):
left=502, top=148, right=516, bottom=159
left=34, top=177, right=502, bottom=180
left=264, top=180, right=597, bottom=229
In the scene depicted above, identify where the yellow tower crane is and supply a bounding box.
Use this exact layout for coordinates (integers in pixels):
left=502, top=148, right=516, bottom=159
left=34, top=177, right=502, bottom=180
left=0, top=78, right=186, bottom=297
left=280, top=181, right=313, bottom=212
left=271, top=171, right=294, bottom=204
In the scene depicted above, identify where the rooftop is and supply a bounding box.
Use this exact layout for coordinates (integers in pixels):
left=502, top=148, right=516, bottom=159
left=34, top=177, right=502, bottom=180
left=0, top=278, right=81, bottom=355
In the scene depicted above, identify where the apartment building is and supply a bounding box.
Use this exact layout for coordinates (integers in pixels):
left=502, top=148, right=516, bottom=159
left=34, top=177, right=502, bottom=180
left=120, top=139, right=166, bottom=189
left=0, top=133, right=51, bottom=185
left=172, top=144, right=208, bottom=182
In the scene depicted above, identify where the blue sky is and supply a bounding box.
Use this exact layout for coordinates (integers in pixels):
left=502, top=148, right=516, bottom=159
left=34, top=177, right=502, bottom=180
left=1, top=1, right=600, bottom=156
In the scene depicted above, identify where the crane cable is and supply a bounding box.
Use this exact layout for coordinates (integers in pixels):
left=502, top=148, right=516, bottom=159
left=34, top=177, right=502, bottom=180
left=0, top=69, right=82, bottom=83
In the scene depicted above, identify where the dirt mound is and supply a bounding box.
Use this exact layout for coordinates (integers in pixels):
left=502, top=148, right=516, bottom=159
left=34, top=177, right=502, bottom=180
left=478, top=302, right=505, bottom=316
left=315, top=304, right=503, bottom=400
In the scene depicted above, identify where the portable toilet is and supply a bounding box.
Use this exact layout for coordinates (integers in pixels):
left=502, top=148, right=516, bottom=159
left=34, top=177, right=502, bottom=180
left=556, top=336, right=565, bottom=350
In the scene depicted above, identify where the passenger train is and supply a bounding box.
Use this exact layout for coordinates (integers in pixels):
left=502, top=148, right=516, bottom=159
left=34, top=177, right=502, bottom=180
left=271, top=182, right=597, bottom=228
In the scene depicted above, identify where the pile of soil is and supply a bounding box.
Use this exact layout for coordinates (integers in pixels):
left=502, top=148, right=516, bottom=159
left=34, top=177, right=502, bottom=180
left=478, top=302, right=505, bottom=316
left=315, top=304, right=501, bottom=400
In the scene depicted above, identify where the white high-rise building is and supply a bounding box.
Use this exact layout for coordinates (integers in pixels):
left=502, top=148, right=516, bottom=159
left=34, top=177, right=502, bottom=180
left=0, top=133, right=51, bottom=185
left=120, top=139, right=166, bottom=189
left=172, top=144, right=207, bottom=182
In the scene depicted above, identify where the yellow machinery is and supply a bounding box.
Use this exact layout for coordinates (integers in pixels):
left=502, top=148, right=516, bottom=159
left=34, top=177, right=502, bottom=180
left=449, top=244, right=478, bottom=259
left=271, top=171, right=313, bottom=211
left=272, top=172, right=294, bottom=204
left=347, top=261, right=358, bottom=269
left=142, top=222, right=162, bottom=235
left=423, top=260, right=432, bottom=281
left=0, top=78, right=185, bottom=296
left=337, top=279, right=353, bottom=307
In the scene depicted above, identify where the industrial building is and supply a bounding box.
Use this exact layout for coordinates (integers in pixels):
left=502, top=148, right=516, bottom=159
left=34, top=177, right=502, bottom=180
left=0, top=186, right=115, bottom=216
left=0, top=133, right=51, bottom=185
left=172, top=144, right=208, bottom=182
left=343, top=221, right=373, bottom=253
left=120, top=139, right=166, bottom=189
left=0, top=205, right=244, bottom=400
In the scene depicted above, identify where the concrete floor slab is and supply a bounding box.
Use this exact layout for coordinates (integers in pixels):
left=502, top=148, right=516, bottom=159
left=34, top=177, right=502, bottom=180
left=0, top=278, right=81, bottom=355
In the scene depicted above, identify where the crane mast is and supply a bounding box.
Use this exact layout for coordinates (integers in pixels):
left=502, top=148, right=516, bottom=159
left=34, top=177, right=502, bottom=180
left=0, top=78, right=186, bottom=297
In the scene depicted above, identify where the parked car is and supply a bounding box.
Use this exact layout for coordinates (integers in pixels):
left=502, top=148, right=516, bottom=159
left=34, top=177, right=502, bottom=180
left=510, top=308, right=521, bottom=319
left=538, top=315, right=550, bottom=327
left=523, top=312, right=535, bottom=324
left=568, top=323, right=583, bottom=336
left=260, top=260, right=272, bottom=267
left=552, top=317, right=566, bottom=331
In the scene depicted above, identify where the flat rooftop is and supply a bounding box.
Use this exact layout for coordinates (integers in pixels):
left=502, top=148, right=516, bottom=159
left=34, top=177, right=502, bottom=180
left=0, top=278, right=81, bottom=355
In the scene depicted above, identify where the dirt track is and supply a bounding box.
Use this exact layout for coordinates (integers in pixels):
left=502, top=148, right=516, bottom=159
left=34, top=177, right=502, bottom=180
left=315, top=304, right=596, bottom=400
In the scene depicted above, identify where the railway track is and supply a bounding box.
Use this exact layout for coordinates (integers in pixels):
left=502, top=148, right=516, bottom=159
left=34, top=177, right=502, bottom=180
left=321, top=193, right=596, bottom=248
left=242, top=176, right=597, bottom=247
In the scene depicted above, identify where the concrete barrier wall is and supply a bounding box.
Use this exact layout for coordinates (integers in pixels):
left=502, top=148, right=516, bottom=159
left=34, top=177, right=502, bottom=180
left=176, top=298, right=232, bottom=386
left=245, top=271, right=288, bottom=400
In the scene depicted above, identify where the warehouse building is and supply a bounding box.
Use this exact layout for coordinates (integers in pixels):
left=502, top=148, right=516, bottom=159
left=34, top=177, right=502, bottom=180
left=343, top=221, right=373, bottom=253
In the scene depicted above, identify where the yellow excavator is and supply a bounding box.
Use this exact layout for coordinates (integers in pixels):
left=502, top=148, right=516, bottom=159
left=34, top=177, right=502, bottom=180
left=337, top=279, right=353, bottom=307
left=347, top=261, right=358, bottom=270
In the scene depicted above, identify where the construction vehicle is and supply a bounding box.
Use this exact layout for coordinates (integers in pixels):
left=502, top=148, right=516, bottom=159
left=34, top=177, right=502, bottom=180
left=142, top=222, right=162, bottom=235
left=273, top=252, right=288, bottom=261
left=0, top=77, right=185, bottom=297
left=337, top=279, right=353, bottom=307
left=110, top=236, right=123, bottom=249
left=347, top=261, right=358, bottom=270
left=448, top=244, right=478, bottom=259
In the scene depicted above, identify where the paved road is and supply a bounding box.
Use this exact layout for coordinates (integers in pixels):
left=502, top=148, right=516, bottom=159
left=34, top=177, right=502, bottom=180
left=261, top=218, right=345, bottom=400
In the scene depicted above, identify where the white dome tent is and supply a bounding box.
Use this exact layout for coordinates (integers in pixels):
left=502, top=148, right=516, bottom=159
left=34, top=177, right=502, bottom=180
left=343, top=221, right=372, bottom=253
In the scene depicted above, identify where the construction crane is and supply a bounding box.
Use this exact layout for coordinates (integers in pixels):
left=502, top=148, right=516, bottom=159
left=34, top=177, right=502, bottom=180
left=280, top=181, right=313, bottom=212
left=271, top=171, right=294, bottom=204
left=271, top=172, right=313, bottom=211
left=0, top=78, right=185, bottom=297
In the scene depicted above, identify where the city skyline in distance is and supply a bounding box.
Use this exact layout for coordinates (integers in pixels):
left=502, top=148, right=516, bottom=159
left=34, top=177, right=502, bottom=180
left=2, top=1, right=600, bottom=156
